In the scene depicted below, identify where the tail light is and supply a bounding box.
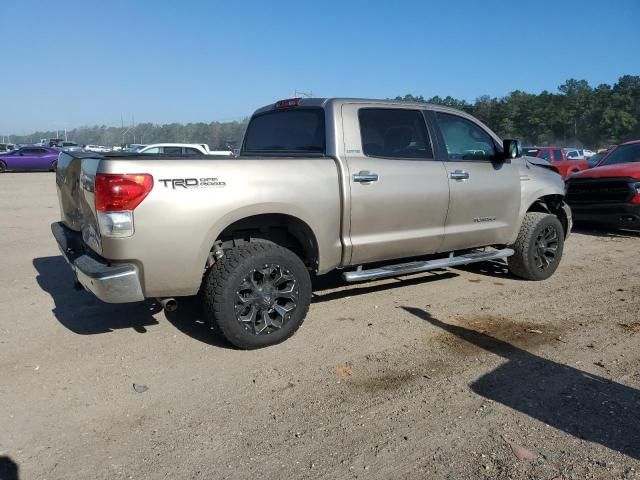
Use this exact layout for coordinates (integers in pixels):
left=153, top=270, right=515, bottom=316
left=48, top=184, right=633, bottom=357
left=95, top=173, right=153, bottom=211
left=95, top=174, right=153, bottom=237
left=275, top=98, right=302, bottom=109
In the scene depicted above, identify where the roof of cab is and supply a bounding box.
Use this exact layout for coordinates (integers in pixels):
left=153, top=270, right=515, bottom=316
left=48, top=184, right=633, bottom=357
left=251, top=97, right=471, bottom=117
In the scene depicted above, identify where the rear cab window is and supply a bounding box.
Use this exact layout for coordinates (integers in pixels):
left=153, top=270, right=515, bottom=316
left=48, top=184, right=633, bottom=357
left=358, top=108, right=433, bottom=159
left=243, top=108, right=325, bottom=155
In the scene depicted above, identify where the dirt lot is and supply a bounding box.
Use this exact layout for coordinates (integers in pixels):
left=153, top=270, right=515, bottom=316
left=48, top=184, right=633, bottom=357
left=1, top=172, right=639, bottom=480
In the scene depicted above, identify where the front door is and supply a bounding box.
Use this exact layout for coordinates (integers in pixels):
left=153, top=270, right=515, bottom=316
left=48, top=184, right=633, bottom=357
left=341, top=104, right=450, bottom=265
left=432, top=111, right=521, bottom=251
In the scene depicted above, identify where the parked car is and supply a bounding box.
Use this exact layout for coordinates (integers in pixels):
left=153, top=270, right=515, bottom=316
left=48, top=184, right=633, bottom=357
left=37, top=138, right=64, bottom=147
left=52, top=97, right=571, bottom=349
left=127, top=144, right=147, bottom=153
left=0, top=143, right=16, bottom=153
left=582, top=149, right=596, bottom=158
left=0, top=146, right=59, bottom=172
left=136, top=143, right=234, bottom=156
left=566, top=140, right=640, bottom=229
left=57, top=141, right=82, bottom=152
left=523, top=146, right=590, bottom=178
left=84, top=145, right=111, bottom=153
left=565, top=149, right=585, bottom=161
left=137, top=143, right=210, bottom=155
left=586, top=149, right=609, bottom=168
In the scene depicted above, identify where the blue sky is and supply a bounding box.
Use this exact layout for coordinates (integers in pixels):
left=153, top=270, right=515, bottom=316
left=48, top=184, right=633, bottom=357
left=2, top=0, right=639, bottom=134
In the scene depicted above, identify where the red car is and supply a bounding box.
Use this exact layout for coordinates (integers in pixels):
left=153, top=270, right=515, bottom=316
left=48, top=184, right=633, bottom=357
left=523, top=146, right=590, bottom=178
left=566, top=140, right=640, bottom=229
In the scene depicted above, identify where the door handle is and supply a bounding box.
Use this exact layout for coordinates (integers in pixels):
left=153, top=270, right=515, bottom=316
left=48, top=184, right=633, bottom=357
left=353, top=172, right=379, bottom=183
left=450, top=170, right=469, bottom=181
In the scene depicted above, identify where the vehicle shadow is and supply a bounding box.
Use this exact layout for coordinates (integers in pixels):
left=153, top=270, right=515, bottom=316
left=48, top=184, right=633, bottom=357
left=0, top=456, right=19, bottom=480
left=402, top=306, right=640, bottom=460
left=452, top=259, right=514, bottom=279
left=163, top=296, right=233, bottom=348
left=572, top=225, right=640, bottom=238
left=311, top=270, right=458, bottom=303
left=33, top=256, right=161, bottom=334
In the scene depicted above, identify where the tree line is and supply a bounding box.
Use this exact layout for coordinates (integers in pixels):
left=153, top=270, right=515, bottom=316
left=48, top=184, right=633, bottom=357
left=395, top=75, right=640, bottom=148
left=9, top=75, right=640, bottom=149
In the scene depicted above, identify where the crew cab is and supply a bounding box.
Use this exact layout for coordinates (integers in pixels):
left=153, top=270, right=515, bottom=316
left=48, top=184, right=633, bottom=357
left=566, top=140, right=640, bottom=229
left=52, top=98, right=571, bottom=348
left=524, top=146, right=590, bottom=178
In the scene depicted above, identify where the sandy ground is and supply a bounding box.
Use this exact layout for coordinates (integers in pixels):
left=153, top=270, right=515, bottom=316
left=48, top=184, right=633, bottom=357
left=1, top=172, right=639, bottom=480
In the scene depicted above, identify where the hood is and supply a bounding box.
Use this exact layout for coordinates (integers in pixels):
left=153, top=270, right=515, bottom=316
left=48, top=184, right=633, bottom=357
left=570, top=162, right=640, bottom=180
left=524, top=155, right=559, bottom=174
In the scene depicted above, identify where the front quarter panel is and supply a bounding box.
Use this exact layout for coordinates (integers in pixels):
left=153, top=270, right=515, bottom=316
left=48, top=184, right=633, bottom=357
left=511, top=158, right=567, bottom=243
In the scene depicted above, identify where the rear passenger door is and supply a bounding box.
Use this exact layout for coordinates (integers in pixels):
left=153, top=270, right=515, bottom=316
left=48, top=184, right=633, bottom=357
left=341, top=104, right=449, bottom=265
left=431, top=111, right=521, bottom=250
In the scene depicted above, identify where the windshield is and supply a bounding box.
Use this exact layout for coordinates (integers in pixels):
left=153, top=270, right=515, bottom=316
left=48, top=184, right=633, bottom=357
left=588, top=152, right=605, bottom=164
left=600, top=143, right=640, bottom=166
left=243, top=108, right=325, bottom=154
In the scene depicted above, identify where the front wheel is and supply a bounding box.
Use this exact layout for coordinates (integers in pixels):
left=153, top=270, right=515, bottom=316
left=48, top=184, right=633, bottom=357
left=201, top=243, right=311, bottom=349
left=508, top=212, right=564, bottom=280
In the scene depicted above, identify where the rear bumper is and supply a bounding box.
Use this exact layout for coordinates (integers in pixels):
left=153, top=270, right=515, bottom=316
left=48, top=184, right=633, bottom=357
left=51, top=222, right=144, bottom=303
left=570, top=203, right=640, bottom=228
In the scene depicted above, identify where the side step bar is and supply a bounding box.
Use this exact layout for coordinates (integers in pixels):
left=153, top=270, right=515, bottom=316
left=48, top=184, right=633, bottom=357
left=343, top=248, right=514, bottom=283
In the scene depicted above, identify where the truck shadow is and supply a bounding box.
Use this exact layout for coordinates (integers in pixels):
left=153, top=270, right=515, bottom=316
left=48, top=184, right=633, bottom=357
left=163, top=296, right=232, bottom=348
left=402, top=306, right=640, bottom=460
left=572, top=225, right=640, bottom=238
left=311, top=270, right=457, bottom=303
left=0, top=456, right=19, bottom=480
left=33, top=256, right=161, bottom=334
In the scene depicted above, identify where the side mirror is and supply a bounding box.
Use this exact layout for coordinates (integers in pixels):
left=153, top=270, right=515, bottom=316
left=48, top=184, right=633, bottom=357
left=503, top=139, right=522, bottom=159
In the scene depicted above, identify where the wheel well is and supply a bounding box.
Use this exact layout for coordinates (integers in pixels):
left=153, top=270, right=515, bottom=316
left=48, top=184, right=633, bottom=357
left=215, top=214, right=319, bottom=269
left=527, top=195, right=568, bottom=235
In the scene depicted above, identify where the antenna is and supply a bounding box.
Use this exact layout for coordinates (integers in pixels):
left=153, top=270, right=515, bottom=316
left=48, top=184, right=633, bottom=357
left=294, top=89, right=313, bottom=98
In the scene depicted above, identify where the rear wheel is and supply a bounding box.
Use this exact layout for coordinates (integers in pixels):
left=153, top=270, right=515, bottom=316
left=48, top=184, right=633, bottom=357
left=0, top=161, right=6, bottom=173
left=508, top=212, right=564, bottom=280
left=201, top=243, right=311, bottom=349
left=49, top=160, right=57, bottom=172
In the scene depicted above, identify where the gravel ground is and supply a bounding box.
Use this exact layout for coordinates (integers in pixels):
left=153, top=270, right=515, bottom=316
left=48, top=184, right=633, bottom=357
left=1, top=172, right=639, bottom=480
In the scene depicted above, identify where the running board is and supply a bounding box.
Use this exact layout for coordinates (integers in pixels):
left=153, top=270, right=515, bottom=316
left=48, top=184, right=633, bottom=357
left=343, top=248, right=514, bottom=282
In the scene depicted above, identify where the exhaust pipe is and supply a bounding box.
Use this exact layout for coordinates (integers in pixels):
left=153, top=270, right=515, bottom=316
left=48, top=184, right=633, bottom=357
left=157, top=297, right=178, bottom=312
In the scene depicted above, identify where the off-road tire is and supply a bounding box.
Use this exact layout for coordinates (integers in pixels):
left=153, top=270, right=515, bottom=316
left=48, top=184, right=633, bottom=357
left=202, top=243, right=311, bottom=349
left=508, top=212, right=564, bottom=280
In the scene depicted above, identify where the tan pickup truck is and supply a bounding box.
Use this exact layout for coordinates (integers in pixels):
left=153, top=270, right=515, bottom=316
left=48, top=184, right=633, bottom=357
left=52, top=98, right=571, bottom=348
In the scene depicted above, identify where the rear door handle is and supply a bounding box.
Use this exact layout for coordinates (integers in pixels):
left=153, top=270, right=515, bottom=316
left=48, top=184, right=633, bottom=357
left=353, top=172, right=379, bottom=183
left=450, top=170, right=469, bottom=181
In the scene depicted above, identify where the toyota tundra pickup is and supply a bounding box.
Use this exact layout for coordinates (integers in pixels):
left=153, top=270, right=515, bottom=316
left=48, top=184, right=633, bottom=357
left=52, top=98, right=572, bottom=349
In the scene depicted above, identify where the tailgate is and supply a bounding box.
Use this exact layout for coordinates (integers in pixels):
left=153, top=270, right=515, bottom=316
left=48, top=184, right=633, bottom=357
left=55, top=151, right=103, bottom=254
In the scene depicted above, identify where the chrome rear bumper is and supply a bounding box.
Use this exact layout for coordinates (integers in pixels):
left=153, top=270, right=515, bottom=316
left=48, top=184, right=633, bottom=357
left=51, top=222, right=144, bottom=303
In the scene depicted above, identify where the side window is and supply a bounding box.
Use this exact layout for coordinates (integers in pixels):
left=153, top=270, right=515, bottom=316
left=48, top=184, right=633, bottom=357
left=539, top=149, right=551, bottom=161
left=552, top=149, right=564, bottom=161
left=163, top=146, right=182, bottom=155
left=435, top=112, right=496, bottom=161
left=358, top=108, right=433, bottom=159
left=185, top=148, right=201, bottom=155
left=21, top=148, right=37, bottom=155
left=142, top=147, right=160, bottom=154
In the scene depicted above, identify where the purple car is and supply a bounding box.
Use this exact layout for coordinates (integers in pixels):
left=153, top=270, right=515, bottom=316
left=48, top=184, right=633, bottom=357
left=0, top=146, right=60, bottom=172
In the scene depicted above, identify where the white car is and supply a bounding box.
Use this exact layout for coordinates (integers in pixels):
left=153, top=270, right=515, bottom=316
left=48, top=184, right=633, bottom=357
left=85, top=145, right=111, bottom=153
left=137, top=143, right=234, bottom=156
left=565, top=149, right=584, bottom=160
